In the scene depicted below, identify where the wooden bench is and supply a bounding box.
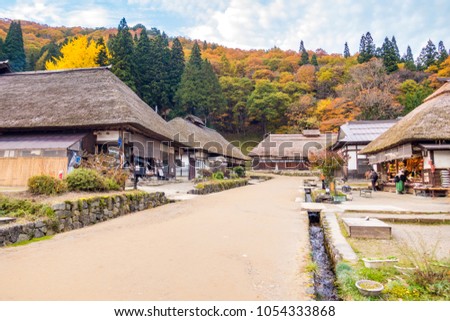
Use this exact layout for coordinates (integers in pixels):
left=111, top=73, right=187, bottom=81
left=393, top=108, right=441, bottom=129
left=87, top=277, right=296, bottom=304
left=414, top=187, right=449, bottom=197
left=360, top=189, right=372, bottom=198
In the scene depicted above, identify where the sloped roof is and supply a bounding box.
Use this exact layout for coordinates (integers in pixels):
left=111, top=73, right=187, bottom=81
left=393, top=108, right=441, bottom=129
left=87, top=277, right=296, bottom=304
left=169, top=117, right=249, bottom=161
left=361, top=82, right=450, bottom=154
left=0, top=67, right=175, bottom=141
left=249, top=133, right=336, bottom=158
left=0, top=133, right=86, bottom=150
left=335, top=120, right=398, bottom=144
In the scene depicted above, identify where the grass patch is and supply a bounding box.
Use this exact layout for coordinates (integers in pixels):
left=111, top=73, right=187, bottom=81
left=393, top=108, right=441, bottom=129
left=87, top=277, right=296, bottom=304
left=10, top=235, right=54, bottom=247
left=0, top=195, right=54, bottom=221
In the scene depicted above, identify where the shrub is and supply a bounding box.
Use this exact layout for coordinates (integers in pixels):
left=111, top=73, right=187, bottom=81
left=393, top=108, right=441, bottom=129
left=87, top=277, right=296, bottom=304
left=104, top=177, right=121, bottom=191
left=198, top=169, right=212, bottom=178
left=28, top=175, right=68, bottom=195
left=212, top=171, right=224, bottom=180
left=233, top=166, right=246, bottom=178
left=66, top=168, right=107, bottom=192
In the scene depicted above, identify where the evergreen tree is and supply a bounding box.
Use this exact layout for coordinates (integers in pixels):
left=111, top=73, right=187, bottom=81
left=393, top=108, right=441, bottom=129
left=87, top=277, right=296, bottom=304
left=311, top=53, right=318, bottom=67
left=175, top=42, right=225, bottom=120
left=298, top=40, right=309, bottom=65
left=203, top=40, right=208, bottom=51
left=189, top=41, right=203, bottom=68
left=417, top=39, right=438, bottom=70
left=391, top=36, right=400, bottom=60
left=0, top=37, right=5, bottom=60
left=299, top=40, right=305, bottom=53
left=168, top=38, right=185, bottom=109
left=402, top=45, right=416, bottom=71
left=380, top=37, right=399, bottom=73
left=95, top=37, right=108, bottom=66
left=35, top=41, right=61, bottom=70
left=108, top=18, right=136, bottom=91
left=437, top=40, right=448, bottom=65
left=358, top=32, right=376, bottom=63
left=4, top=20, right=26, bottom=71
left=344, top=42, right=351, bottom=58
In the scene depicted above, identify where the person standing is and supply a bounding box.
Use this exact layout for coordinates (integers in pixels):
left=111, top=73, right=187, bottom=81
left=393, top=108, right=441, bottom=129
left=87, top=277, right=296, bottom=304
left=370, top=169, right=379, bottom=191
left=320, top=173, right=326, bottom=189
left=395, top=170, right=405, bottom=194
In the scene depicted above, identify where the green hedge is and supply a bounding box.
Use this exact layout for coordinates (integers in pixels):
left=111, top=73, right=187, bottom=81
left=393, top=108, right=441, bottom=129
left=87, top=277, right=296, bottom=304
left=28, top=175, right=68, bottom=195
left=193, top=178, right=249, bottom=195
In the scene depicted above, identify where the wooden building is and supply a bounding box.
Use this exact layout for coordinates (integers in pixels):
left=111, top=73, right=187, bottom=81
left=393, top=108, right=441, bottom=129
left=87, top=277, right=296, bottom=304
left=249, top=131, right=336, bottom=170
left=331, top=120, right=398, bottom=179
left=0, top=67, right=178, bottom=186
left=169, top=116, right=249, bottom=180
left=360, top=81, right=450, bottom=193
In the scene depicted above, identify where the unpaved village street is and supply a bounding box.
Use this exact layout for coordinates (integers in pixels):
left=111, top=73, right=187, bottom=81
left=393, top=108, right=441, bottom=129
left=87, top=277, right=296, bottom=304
left=0, top=176, right=311, bottom=300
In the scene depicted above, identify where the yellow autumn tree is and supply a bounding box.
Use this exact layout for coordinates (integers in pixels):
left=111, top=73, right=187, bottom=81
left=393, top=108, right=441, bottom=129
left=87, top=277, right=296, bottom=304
left=46, top=36, right=103, bottom=70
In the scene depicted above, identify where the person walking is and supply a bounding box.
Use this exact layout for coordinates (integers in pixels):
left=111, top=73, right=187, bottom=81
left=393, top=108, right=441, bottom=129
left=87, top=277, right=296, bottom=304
left=320, top=173, right=326, bottom=189
left=370, top=169, right=379, bottom=191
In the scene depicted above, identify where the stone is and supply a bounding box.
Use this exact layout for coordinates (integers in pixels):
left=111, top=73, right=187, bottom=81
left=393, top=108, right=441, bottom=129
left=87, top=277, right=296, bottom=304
left=52, top=203, right=66, bottom=211
left=35, top=220, right=46, bottom=229
left=39, top=226, right=48, bottom=234
left=73, top=222, right=82, bottom=230
left=34, top=230, right=45, bottom=238
left=17, top=234, right=30, bottom=243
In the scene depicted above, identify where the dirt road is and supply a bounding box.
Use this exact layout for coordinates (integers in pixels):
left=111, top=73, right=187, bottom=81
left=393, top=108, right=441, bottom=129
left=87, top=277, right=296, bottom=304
left=0, top=176, right=311, bottom=300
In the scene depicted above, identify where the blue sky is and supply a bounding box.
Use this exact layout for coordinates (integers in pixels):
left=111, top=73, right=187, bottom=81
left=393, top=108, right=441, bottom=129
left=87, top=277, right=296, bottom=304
left=1, top=0, right=449, bottom=57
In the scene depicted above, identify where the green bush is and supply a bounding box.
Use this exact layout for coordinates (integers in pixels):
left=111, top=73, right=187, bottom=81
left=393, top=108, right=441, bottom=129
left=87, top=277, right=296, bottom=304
left=212, top=171, right=224, bottom=180
left=28, top=175, right=68, bottom=195
left=233, top=166, right=246, bottom=178
left=66, top=168, right=107, bottom=192
left=104, top=177, right=121, bottom=191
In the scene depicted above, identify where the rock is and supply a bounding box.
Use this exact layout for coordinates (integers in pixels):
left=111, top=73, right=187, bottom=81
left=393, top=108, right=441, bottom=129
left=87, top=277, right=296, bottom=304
left=17, top=234, right=30, bottom=243
left=34, top=230, right=45, bottom=238
left=39, top=226, right=48, bottom=234
left=73, top=222, right=82, bottom=230
left=52, top=203, right=66, bottom=211
left=35, top=220, right=46, bottom=229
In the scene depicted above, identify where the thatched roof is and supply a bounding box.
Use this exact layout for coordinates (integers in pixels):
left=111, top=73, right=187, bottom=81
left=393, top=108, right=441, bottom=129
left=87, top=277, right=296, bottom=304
left=0, top=67, right=175, bottom=141
left=249, top=133, right=336, bottom=158
left=169, top=117, right=249, bottom=161
left=361, top=82, right=450, bottom=154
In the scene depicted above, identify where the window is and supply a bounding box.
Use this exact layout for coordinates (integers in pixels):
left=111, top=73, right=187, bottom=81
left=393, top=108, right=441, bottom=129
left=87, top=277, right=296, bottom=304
left=0, top=150, right=15, bottom=157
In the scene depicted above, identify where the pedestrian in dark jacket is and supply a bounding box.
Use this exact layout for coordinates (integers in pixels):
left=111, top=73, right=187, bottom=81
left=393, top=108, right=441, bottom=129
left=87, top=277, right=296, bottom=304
left=370, top=169, right=378, bottom=191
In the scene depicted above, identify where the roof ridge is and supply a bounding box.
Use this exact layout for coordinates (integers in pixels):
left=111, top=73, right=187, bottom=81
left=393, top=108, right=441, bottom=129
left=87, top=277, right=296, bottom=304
left=1, top=65, right=112, bottom=76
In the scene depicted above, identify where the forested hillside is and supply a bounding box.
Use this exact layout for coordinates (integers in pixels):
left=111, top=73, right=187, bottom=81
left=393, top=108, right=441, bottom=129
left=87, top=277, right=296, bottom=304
left=1, top=18, right=450, bottom=137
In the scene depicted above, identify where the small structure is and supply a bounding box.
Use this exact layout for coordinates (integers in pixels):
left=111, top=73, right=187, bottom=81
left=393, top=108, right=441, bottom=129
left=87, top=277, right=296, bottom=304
left=331, top=120, right=398, bottom=179
left=342, top=217, right=392, bottom=239
left=249, top=131, right=336, bottom=170
left=169, top=116, right=249, bottom=179
left=0, top=67, right=178, bottom=186
left=360, top=81, right=450, bottom=194
left=0, top=60, right=12, bottom=74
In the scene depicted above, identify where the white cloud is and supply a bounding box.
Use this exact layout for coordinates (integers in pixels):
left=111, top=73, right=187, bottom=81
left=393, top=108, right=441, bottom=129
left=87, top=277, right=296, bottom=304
left=0, top=0, right=64, bottom=25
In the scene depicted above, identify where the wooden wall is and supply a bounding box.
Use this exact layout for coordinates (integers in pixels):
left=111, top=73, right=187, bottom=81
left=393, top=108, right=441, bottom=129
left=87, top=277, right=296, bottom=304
left=0, top=157, right=68, bottom=186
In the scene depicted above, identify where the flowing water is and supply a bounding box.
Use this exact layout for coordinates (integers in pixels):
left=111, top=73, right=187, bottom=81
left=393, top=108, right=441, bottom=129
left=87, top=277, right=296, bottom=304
left=304, top=186, right=339, bottom=300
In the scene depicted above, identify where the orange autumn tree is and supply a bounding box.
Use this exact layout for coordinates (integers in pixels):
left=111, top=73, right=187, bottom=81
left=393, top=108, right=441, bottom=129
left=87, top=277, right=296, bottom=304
left=46, top=35, right=105, bottom=70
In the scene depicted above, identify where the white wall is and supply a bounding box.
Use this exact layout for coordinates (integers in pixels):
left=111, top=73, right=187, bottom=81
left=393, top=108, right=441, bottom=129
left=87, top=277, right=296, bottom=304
left=434, top=150, right=450, bottom=168
left=348, top=150, right=357, bottom=170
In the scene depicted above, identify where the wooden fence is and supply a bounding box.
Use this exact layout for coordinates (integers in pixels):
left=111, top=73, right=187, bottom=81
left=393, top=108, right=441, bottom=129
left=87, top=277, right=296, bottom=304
left=0, top=157, right=68, bottom=186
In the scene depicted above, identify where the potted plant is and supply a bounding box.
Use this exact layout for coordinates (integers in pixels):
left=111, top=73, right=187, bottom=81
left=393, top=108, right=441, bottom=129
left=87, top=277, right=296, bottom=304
left=355, top=280, right=384, bottom=296
left=362, top=257, right=399, bottom=268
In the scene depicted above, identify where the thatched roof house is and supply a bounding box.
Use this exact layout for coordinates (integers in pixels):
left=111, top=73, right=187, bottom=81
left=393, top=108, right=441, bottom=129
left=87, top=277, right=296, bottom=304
left=249, top=132, right=336, bottom=170
left=0, top=67, right=181, bottom=185
left=360, top=82, right=450, bottom=190
left=361, top=82, right=450, bottom=155
left=0, top=67, right=174, bottom=141
left=169, top=116, right=249, bottom=161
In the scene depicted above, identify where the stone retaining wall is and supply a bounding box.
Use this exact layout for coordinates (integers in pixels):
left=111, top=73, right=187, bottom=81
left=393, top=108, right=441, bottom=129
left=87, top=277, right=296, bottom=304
left=0, top=191, right=168, bottom=247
